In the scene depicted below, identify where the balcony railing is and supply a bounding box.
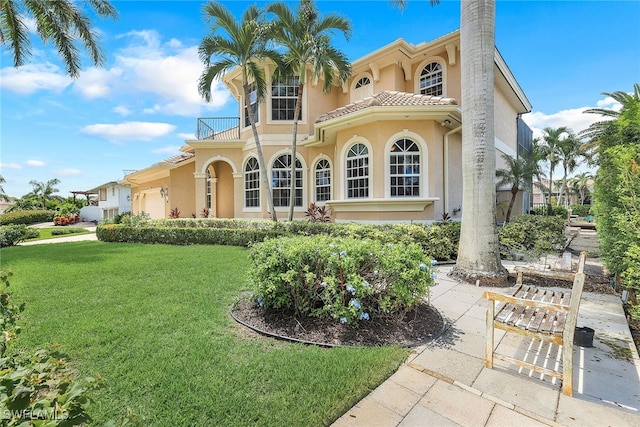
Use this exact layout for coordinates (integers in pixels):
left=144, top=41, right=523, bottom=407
left=196, top=117, right=241, bottom=140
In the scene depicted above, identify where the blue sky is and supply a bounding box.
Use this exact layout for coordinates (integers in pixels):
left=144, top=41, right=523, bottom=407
left=1, top=0, right=639, bottom=198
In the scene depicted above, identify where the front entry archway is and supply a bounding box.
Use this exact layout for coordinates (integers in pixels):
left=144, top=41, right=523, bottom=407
left=206, top=161, right=234, bottom=218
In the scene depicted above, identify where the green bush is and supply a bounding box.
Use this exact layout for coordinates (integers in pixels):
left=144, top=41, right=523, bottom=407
left=498, top=215, right=566, bottom=258
left=250, top=235, right=436, bottom=325
left=531, top=205, right=568, bottom=217
left=50, top=227, right=87, bottom=236
left=569, top=205, right=592, bottom=217
left=0, top=225, right=30, bottom=247
left=0, top=210, right=56, bottom=225
left=97, top=224, right=284, bottom=246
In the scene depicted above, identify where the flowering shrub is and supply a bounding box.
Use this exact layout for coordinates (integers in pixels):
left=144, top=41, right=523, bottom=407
left=250, top=235, right=436, bottom=326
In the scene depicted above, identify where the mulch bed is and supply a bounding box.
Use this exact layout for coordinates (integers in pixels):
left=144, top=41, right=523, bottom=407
left=231, top=297, right=445, bottom=347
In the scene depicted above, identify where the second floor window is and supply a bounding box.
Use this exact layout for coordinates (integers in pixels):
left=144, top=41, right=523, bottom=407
left=271, top=76, right=300, bottom=121
left=419, top=62, right=443, bottom=96
left=244, top=82, right=258, bottom=127
left=272, top=154, right=303, bottom=207
left=390, top=139, right=421, bottom=197
left=346, top=143, right=369, bottom=199
left=244, top=158, right=260, bottom=208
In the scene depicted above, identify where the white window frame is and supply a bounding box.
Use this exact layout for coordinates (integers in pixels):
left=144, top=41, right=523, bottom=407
left=243, top=157, right=261, bottom=210
left=313, top=156, right=333, bottom=203
left=270, top=75, right=302, bottom=122
left=384, top=130, right=429, bottom=198
left=243, top=82, right=258, bottom=129
left=269, top=152, right=305, bottom=209
left=350, top=72, right=373, bottom=103
left=344, top=142, right=371, bottom=199
left=414, top=57, right=446, bottom=97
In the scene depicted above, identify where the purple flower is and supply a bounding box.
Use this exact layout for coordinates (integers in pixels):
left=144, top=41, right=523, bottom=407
left=419, top=263, right=428, bottom=271
left=359, top=312, right=370, bottom=321
left=350, top=299, right=361, bottom=309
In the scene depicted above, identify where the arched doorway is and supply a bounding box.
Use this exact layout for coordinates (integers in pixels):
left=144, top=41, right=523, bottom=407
left=206, top=161, right=234, bottom=218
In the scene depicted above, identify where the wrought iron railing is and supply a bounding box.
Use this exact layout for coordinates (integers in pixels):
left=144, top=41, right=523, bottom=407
left=196, top=117, right=241, bottom=140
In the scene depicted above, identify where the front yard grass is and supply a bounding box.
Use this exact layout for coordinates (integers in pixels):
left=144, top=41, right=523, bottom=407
left=0, top=242, right=408, bottom=426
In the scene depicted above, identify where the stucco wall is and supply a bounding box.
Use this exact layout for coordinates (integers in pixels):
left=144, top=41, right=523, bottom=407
left=169, top=162, right=195, bottom=217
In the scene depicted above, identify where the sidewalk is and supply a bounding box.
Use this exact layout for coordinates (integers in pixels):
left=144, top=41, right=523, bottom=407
left=333, top=261, right=640, bottom=427
left=19, top=222, right=98, bottom=245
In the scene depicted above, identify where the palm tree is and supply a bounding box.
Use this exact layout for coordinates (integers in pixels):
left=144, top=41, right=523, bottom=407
left=391, top=0, right=505, bottom=283
left=198, top=2, right=281, bottom=221
left=540, top=126, right=569, bottom=211
left=0, top=175, right=10, bottom=202
left=556, top=131, right=584, bottom=206
left=495, top=152, right=543, bottom=223
left=267, top=0, right=352, bottom=221
left=569, top=172, right=593, bottom=205
left=28, top=178, right=60, bottom=210
left=0, top=0, right=118, bottom=78
left=580, top=83, right=640, bottom=160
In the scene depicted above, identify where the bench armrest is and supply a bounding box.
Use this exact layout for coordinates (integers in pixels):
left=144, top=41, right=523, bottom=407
left=482, top=291, right=570, bottom=312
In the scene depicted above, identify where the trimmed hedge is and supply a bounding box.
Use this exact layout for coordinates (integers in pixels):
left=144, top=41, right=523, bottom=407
left=97, top=224, right=284, bottom=246
left=0, top=210, right=56, bottom=225
left=498, top=215, right=566, bottom=258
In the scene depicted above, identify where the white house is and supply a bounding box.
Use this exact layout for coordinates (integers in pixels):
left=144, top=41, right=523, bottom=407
left=80, top=181, right=131, bottom=222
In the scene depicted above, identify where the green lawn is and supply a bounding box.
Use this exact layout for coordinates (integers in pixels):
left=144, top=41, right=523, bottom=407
left=26, top=227, right=92, bottom=241
left=0, top=242, right=408, bottom=426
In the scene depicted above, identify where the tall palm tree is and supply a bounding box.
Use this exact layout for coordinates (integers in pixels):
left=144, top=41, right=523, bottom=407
left=198, top=2, right=281, bottom=221
left=0, top=175, right=10, bottom=202
left=267, top=0, right=352, bottom=221
left=556, top=130, right=584, bottom=206
left=28, top=178, right=60, bottom=209
left=569, top=172, right=593, bottom=205
left=580, top=83, right=640, bottom=160
left=0, top=0, right=118, bottom=78
left=495, top=152, right=543, bottom=223
left=540, top=126, right=569, bottom=210
left=391, top=0, right=505, bottom=283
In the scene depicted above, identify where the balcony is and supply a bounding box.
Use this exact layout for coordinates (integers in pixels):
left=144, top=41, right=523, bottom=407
left=196, top=117, right=241, bottom=140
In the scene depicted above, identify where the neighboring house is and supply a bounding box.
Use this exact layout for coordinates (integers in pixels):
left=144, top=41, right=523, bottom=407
left=79, top=181, right=132, bottom=222
left=123, top=30, right=532, bottom=223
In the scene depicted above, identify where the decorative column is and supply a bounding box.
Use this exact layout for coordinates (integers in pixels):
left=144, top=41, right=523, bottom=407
left=194, top=172, right=207, bottom=217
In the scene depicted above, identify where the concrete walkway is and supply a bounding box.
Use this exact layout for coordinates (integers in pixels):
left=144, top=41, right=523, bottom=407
left=333, top=261, right=640, bottom=427
left=19, top=222, right=98, bottom=245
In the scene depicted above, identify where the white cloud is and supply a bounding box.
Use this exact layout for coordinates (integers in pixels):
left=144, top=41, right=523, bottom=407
left=522, top=96, right=620, bottom=141
left=80, top=121, right=176, bottom=142
left=25, top=159, right=46, bottom=167
left=74, top=66, right=123, bottom=98
left=177, top=132, right=196, bottom=140
left=0, top=63, right=71, bottom=94
left=0, top=163, right=22, bottom=170
left=152, top=145, right=183, bottom=154
left=112, top=105, right=132, bottom=116
left=56, top=168, right=83, bottom=177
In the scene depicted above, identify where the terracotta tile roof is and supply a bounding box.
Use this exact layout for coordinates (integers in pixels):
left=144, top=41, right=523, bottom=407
left=315, top=91, right=458, bottom=123
left=163, top=152, right=195, bottom=165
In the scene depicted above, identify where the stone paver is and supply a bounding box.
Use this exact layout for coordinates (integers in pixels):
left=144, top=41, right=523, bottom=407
left=418, top=380, right=495, bottom=426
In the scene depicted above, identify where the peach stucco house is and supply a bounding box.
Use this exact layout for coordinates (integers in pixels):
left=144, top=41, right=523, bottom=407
left=122, top=30, right=532, bottom=223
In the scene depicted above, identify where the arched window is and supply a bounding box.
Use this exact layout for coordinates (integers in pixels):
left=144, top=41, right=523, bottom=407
left=419, top=62, right=443, bottom=96
left=351, top=75, right=373, bottom=103
left=244, top=158, right=260, bottom=208
left=206, top=169, right=212, bottom=210
left=346, top=143, right=369, bottom=198
left=390, top=139, right=420, bottom=197
left=271, top=155, right=303, bottom=207
left=315, top=159, right=331, bottom=202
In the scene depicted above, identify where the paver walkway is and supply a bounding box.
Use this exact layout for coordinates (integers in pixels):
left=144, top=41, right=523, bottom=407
left=333, top=260, right=640, bottom=426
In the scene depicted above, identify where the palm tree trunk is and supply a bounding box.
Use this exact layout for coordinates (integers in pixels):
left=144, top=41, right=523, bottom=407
left=505, top=187, right=518, bottom=223
left=288, top=81, right=305, bottom=221
left=453, top=0, right=506, bottom=284
left=244, top=86, right=277, bottom=222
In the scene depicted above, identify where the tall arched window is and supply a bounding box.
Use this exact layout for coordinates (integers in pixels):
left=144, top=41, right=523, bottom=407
left=315, top=159, right=331, bottom=202
left=271, top=155, right=303, bottom=207
left=346, top=143, right=369, bottom=198
left=419, top=62, right=443, bottom=96
left=206, top=169, right=212, bottom=210
left=244, top=157, right=260, bottom=208
left=390, top=139, right=421, bottom=197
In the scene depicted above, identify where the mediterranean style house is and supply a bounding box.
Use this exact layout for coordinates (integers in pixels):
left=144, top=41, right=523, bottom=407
left=123, top=30, right=532, bottom=223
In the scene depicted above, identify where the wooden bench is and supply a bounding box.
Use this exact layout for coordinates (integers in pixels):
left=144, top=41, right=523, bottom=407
left=483, top=251, right=588, bottom=396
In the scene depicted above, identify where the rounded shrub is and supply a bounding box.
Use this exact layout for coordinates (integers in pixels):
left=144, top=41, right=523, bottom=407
left=0, top=210, right=56, bottom=226
left=250, top=235, right=436, bottom=326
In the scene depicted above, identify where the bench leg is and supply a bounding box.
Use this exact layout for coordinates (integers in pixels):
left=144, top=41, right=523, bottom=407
left=562, top=341, right=574, bottom=396
left=486, top=300, right=495, bottom=368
